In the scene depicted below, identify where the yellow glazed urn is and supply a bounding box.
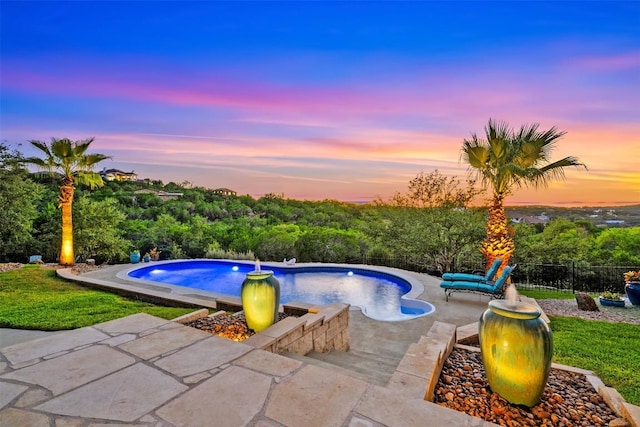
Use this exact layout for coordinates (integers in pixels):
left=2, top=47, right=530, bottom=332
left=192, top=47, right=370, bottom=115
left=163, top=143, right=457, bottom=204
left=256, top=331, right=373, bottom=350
left=479, top=299, right=553, bottom=407
left=241, top=269, right=280, bottom=332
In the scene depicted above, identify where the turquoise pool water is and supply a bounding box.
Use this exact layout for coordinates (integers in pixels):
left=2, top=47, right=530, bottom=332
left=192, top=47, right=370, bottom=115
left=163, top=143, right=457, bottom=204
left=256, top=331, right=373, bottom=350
left=125, top=260, right=434, bottom=321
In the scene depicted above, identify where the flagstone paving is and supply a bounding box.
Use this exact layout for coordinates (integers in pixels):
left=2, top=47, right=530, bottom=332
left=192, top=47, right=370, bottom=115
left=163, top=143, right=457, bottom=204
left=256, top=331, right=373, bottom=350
left=0, top=313, right=500, bottom=426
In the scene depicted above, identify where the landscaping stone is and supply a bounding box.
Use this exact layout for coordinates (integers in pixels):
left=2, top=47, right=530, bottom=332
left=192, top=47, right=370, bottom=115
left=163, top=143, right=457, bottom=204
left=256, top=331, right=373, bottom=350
left=1, top=327, right=108, bottom=365
left=156, top=366, right=271, bottom=427
left=266, top=364, right=368, bottom=427
left=117, top=325, right=209, bottom=360
left=434, top=346, right=619, bottom=426
left=153, top=336, right=252, bottom=377
left=0, top=408, right=50, bottom=427
left=1, top=346, right=134, bottom=395
left=36, top=363, right=187, bottom=422
left=234, top=347, right=303, bottom=377
left=575, top=292, right=600, bottom=311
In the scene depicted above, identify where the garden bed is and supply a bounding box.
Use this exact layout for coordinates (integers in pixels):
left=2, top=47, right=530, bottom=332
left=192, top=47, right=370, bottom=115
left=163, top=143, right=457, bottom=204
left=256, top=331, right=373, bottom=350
left=434, top=346, right=619, bottom=426
left=173, top=302, right=350, bottom=355
left=184, top=311, right=294, bottom=342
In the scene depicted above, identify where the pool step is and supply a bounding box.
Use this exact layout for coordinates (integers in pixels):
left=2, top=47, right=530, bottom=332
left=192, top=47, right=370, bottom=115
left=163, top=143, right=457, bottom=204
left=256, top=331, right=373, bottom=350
left=284, top=348, right=399, bottom=386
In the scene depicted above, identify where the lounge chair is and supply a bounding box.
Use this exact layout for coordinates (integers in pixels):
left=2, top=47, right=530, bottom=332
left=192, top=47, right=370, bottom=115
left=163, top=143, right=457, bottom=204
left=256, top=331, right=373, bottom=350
left=440, top=265, right=516, bottom=301
left=441, top=258, right=502, bottom=282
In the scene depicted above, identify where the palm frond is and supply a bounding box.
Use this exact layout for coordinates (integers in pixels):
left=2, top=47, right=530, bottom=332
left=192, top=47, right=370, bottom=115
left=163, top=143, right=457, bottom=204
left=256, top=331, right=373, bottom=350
left=74, top=171, right=105, bottom=189
left=462, top=119, right=585, bottom=198
left=51, top=138, right=74, bottom=159
left=526, top=157, right=587, bottom=188
left=72, top=138, right=96, bottom=157
left=80, top=153, right=112, bottom=169
left=22, top=157, right=49, bottom=168
left=29, top=140, right=53, bottom=158
left=23, top=137, right=109, bottom=185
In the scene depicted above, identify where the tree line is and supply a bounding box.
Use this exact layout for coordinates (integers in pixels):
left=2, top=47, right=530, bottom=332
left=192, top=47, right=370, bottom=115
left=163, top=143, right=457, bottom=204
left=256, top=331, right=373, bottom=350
left=2, top=142, right=638, bottom=272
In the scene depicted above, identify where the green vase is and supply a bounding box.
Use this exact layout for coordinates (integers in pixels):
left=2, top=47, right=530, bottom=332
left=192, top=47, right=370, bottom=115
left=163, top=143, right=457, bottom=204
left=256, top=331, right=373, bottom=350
left=479, top=300, right=553, bottom=407
left=241, top=270, right=280, bottom=332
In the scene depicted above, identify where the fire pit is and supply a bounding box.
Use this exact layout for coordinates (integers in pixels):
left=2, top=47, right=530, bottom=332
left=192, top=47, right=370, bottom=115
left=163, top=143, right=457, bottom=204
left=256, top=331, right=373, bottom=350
left=185, top=311, right=294, bottom=342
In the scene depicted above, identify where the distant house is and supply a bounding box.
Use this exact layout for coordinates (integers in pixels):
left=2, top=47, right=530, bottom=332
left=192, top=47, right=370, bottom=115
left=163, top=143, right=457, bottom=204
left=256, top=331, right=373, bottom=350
left=134, top=189, right=183, bottom=201
left=213, top=188, right=236, bottom=196
left=511, top=215, right=550, bottom=225
left=100, top=168, right=138, bottom=182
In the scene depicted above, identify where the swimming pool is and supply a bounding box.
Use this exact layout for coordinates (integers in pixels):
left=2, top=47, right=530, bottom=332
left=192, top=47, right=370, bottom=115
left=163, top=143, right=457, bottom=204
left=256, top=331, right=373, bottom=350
left=122, top=260, right=435, bottom=321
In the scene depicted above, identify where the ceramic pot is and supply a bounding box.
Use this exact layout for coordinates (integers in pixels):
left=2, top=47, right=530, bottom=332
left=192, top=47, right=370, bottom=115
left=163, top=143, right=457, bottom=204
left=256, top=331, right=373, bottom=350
left=479, top=300, right=553, bottom=407
left=626, top=282, right=640, bottom=306
left=130, top=252, right=140, bottom=264
left=241, top=270, right=280, bottom=332
left=599, top=297, right=625, bottom=308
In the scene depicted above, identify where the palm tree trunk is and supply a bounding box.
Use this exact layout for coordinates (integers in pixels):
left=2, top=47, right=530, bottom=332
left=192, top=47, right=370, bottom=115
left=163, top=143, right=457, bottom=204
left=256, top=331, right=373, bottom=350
left=59, top=182, right=75, bottom=265
left=481, top=193, right=514, bottom=274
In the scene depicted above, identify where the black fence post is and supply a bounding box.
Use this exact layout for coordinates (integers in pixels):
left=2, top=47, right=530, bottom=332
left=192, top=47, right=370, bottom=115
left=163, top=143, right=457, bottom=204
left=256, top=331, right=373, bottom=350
left=572, top=261, right=575, bottom=293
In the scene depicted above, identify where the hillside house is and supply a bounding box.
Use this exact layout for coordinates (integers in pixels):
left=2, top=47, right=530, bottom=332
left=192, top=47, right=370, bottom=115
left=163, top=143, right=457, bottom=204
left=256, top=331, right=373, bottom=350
left=100, top=168, right=138, bottom=182
left=213, top=188, right=237, bottom=196
left=133, top=189, right=183, bottom=201
left=511, top=214, right=550, bottom=225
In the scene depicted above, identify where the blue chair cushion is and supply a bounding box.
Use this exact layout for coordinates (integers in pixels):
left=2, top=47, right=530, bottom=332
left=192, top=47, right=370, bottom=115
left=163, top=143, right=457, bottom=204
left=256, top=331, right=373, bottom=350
left=442, top=258, right=502, bottom=282
left=439, top=265, right=515, bottom=294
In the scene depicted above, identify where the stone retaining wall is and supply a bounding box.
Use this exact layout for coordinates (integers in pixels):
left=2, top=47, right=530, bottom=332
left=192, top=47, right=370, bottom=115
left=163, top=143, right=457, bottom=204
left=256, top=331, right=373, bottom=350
left=173, top=301, right=350, bottom=356
left=393, top=320, right=640, bottom=427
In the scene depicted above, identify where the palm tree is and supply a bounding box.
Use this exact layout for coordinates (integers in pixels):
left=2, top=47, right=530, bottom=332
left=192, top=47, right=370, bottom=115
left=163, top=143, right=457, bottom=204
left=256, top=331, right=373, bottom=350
left=24, top=137, right=111, bottom=265
left=461, top=119, right=586, bottom=273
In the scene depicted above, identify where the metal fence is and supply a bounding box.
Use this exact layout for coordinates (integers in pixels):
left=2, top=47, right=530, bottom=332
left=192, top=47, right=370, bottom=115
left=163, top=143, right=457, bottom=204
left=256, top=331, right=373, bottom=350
left=360, top=255, right=638, bottom=294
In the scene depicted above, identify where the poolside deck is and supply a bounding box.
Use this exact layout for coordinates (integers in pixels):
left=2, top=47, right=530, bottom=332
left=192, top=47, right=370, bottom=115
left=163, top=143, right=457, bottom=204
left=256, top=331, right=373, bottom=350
left=6, top=264, right=636, bottom=426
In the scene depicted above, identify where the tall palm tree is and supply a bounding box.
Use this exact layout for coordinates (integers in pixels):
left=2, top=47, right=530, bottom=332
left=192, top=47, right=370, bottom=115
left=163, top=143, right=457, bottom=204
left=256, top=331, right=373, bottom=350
left=461, top=119, right=586, bottom=273
left=24, top=137, right=111, bottom=265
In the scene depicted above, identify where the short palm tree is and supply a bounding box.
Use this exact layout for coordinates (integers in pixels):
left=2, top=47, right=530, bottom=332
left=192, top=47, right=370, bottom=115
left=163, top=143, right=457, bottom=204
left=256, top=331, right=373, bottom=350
left=24, top=138, right=111, bottom=265
left=461, top=119, right=586, bottom=272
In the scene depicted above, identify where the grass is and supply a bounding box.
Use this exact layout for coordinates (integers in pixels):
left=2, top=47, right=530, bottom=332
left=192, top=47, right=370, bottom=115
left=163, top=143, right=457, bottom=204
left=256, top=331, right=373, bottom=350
left=0, top=265, right=196, bottom=330
left=516, top=287, right=639, bottom=405
left=516, top=287, right=575, bottom=300
left=550, top=315, right=640, bottom=406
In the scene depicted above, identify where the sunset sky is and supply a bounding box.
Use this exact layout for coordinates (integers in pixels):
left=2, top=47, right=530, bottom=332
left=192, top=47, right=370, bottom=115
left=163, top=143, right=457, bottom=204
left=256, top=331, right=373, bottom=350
left=1, top=1, right=639, bottom=206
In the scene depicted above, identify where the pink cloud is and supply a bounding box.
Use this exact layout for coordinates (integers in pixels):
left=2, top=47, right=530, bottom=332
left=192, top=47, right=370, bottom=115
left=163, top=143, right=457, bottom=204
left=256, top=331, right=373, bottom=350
left=567, top=51, right=640, bottom=72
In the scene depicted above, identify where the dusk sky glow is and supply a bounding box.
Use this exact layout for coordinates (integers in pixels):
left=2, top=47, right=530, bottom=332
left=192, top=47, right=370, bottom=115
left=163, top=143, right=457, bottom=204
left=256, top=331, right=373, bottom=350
left=1, top=1, right=639, bottom=206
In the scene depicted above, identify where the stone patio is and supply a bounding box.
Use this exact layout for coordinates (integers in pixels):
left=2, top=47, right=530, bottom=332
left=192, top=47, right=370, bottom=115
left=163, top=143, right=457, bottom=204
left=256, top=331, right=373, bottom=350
left=0, top=313, right=498, bottom=426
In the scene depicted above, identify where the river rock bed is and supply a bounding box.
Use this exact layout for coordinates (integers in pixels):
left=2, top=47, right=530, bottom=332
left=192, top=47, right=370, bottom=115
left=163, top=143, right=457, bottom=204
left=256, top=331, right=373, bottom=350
left=434, top=347, right=620, bottom=427
left=185, top=311, right=294, bottom=341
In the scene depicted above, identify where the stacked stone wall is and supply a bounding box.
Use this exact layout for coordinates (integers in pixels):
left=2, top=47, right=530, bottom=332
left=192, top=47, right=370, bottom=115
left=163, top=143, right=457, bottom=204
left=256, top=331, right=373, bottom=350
left=176, top=299, right=351, bottom=356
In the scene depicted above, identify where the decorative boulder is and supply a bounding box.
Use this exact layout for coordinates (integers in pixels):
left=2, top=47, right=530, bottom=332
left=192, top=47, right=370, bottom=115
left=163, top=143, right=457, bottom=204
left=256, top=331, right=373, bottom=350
left=575, top=292, right=599, bottom=312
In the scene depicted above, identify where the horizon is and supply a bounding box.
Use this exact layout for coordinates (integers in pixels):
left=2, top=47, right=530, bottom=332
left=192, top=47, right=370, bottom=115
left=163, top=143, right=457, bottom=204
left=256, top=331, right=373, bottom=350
left=95, top=171, right=640, bottom=209
left=2, top=1, right=639, bottom=207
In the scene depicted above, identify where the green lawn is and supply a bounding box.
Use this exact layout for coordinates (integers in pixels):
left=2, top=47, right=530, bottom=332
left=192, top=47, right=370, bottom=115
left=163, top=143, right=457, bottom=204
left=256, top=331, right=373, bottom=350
left=550, top=316, right=640, bottom=406
left=517, top=287, right=639, bottom=405
left=0, top=265, right=196, bottom=330
left=516, top=287, right=575, bottom=300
